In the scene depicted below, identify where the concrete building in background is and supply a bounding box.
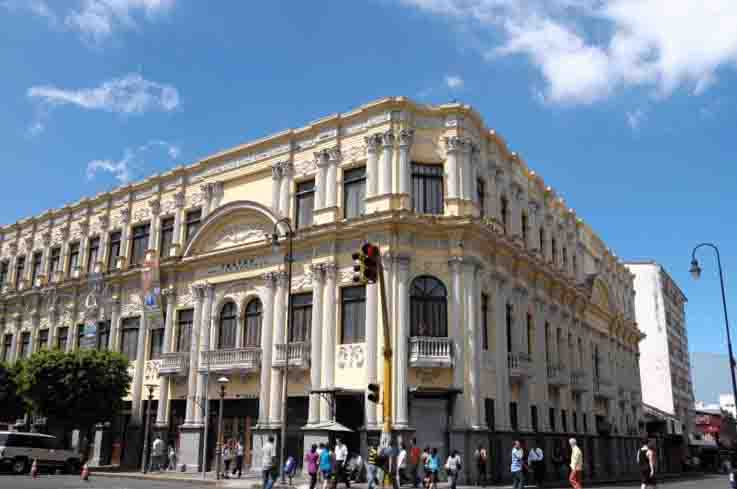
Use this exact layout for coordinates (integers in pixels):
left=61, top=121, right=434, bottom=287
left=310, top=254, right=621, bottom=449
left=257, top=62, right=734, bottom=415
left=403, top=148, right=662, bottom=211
left=626, top=262, right=695, bottom=435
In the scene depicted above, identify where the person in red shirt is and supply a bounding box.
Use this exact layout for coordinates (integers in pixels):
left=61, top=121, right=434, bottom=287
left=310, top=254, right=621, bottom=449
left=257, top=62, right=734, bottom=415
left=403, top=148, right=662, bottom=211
left=409, top=438, right=422, bottom=488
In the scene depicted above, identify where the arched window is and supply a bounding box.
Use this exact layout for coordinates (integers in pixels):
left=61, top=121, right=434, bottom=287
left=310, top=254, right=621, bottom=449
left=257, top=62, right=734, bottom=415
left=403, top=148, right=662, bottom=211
left=410, top=276, right=447, bottom=337
left=244, top=299, right=262, bottom=347
left=218, top=302, right=237, bottom=349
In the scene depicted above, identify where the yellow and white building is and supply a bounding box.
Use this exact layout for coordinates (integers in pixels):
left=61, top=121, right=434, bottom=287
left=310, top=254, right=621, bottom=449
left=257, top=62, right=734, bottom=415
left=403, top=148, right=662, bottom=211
left=0, top=97, right=644, bottom=480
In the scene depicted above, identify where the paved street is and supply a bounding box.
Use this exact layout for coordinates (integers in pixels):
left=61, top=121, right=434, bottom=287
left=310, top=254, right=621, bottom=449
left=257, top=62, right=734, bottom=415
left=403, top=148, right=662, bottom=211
left=0, top=474, right=726, bottom=489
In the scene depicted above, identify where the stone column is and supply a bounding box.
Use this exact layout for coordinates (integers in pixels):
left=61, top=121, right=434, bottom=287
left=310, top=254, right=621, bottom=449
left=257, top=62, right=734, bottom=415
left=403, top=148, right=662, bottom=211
left=148, top=199, right=161, bottom=252
left=397, top=129, right=414, bottom=199
left=493, top=274, right=511, bottom=431
left=271, top=164, right=282, bottom=214
left=533, top=297, right=549, bottom=431
left=365, top=134, right=381, bottom=198
left=78, top=225, right=89, bottom=277
left=170, top=192, right=185, bottom=256
left=394, top=256, right=410, bottom=429
left=514, top=286, right=532, bottom=432
left=258, top=273, right=277, bottom=426
left=444, top=137, right=461, bottom=200
left=130, top=312, right=148, bottom=424
left=461, top=139, right=473, bottom=201
left=365, top=279, right=379, bottom=429
left=308, top=264, right=325, bottom=426
left=270, top=272, right=288, bottom=426
left=195, top=284, right=214, bottom=425
left=314, top=151, right=328, bottom=210
left=449, top=257, right=466, bottom=428
left=117, top=209, right=131, bottom=269
left=108, top=296, right=121, bottom=351
left=184, top=284, right=205, bottom=426
left=379, top=131, right=394, bottom=196
left=320, top=264, right=337, bottom=422
left=155, top=287, right=177, bottom=428
left=279, top=162, right=292, bottom=218
left=326, top=148, right=340, bottom=209
left=464, top=261, right=484, bottom=429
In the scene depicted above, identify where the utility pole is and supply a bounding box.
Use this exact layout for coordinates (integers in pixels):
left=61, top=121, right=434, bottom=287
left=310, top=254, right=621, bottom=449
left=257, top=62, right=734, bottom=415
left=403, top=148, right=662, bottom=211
left=377, top=252, right=393, bottom=446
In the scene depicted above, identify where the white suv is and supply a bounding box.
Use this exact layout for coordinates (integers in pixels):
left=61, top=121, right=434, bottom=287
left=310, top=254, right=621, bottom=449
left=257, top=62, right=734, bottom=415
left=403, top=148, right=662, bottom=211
left=0, top=431, right=81, bottom=474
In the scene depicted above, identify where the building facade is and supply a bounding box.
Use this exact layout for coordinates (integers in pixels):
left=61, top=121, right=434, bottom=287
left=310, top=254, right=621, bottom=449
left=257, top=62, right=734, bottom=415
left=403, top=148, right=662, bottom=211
left=0, top=97, right=644, bottom=481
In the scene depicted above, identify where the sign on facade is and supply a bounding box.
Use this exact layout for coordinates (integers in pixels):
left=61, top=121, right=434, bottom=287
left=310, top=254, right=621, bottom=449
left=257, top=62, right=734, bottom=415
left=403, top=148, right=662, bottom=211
left=142, top=255, right=164, bottom=329
left=80, top=319, right=97, bottom=349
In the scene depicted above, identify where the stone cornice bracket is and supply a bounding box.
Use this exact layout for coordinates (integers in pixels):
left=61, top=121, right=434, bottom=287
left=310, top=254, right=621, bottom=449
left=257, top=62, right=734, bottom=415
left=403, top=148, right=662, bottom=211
left=444, top=135, right=464, bottom=153
left=119, top=208, right=130, bottom=224
left=323, top=262, right=338, bottom=279
left=364, top=134, right=382, bottom=153
left=24, top=236, right=34, bottom=250
left=398, top=128, right=415, bottom=148
left=148, top=199, right=161, bottom=216
left=271, top=162, right=283, bottom=180
left=309, top=263, right=326, bottom=281
left=41, top=231, right=51, bottom=247
left=277, top=160, right=293, bottom=178
left=314, top=149, right=331, bottom=168
left=7, top=242, right=17, bottom=255
left=191, top=283, right=207, bottom=301
left=97, top=215, right=109, bottom=230
left=327, top=147, right=341, bottom=163
left=161, top=285, right=176, bottom=298
left=447, top=255, right=465, bottom=272
left=275, top=270, right=290, bottom=286
left=174, top=191, right=186, bottom=208
left=380, top=130, right=395, bottom=148
left=261, top=271, right=278, bottom=288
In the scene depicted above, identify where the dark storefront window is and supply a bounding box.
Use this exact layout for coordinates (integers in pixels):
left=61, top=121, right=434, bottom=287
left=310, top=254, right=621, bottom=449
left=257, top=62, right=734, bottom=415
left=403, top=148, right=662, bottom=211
left=341, top=286, right=366, bottom=344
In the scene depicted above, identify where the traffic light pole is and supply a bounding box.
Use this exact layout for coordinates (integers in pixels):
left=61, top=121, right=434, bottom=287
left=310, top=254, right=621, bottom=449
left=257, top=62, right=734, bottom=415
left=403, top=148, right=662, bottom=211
left=377, top=253, right=393, bottom=447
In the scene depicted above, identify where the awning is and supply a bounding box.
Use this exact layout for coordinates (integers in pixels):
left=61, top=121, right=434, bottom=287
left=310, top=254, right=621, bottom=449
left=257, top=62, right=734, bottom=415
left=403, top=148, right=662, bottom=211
left=302, top=421, right=354, bottom=433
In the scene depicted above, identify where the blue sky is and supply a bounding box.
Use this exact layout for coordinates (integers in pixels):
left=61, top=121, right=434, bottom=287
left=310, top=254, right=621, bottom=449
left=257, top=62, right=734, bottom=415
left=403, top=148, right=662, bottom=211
left=2, top=1, right=737, bottom=355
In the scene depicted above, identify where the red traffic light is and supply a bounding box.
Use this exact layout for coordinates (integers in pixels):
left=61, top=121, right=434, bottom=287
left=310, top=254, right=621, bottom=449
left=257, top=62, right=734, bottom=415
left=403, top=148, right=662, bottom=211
left=362, top=243, right=379, bottom=257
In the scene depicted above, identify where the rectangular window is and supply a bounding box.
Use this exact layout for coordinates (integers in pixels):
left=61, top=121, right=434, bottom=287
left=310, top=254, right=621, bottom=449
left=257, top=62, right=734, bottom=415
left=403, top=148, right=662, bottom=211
left=531, top=405, right=538, bottom=432
left=108, top=231, right=121, bottom=271
left=185, top=209, right=202, bottom=243
left=49, top=247, right=61, bottom=274
left=527, top=313, right=534, bottom=355
left=2, top=334, right=13, bottom=362
left=485, top=398, right=495, bottom=432
left=0, top=260, right=9, bottom=285
left=96, top=321, right=110, bottom=351
left=295, top=180, right=315, bottom=229
left=15, top=256, right=25, bottom=289
left=120, top=317, right=140, bottom=361
left=87, top=237, right=100, bottom=273
left=341, top=285, right=366, bottom=344
left=481, top=293, right=489, bottom=351
left=411, top=163, right=444, bottom=215
left=561, top=409, right=568, bottom=433
left=76, top=325, right=84, bottom=349
left=19, top=332, right=30, bottom=359
left=31, top=252, right=43, bottom=285
left=510, top=402, right=518, bottom=432
left=289, top=293, right=312, bottom=342
left=343, top=167, right=367, bottom=219
left=37, top=329, right=49, bottom=350
left=477, top=178, right=486, bottom=218
left=68, top=242, right=80, bottom=273
left=176, top=309, right=194, bottom=353
left=521, top=212, right=528, bottom=244
left=56, top=327, right=68, bottom=351
left=506, top=303, right=513, bottom=354
left=583, top=413, right=588, bottom=433
left=573, top=411, right=578, bottom=432
left=149, top=326, right=164, bottom=360
left=130, top=223, right=150, bottom=266
left=549, top=407, right=556, bottom=432
left=159, top=217, right=175, bottom=257
left=544, top=322, right=550, bottom=364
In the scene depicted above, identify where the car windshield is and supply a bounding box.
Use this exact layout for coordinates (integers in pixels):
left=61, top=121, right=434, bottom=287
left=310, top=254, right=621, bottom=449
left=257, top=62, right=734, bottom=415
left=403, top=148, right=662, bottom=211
left=0, top=434, right=8, bottom=446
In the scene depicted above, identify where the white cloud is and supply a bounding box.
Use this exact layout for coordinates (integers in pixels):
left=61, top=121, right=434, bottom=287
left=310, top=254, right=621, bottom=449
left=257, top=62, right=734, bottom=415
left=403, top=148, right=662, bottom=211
left=399, top=0, right=737, bottom=104
left=86, top=140, right=180, bottom=183
left=626, top=108, right=646, bottom=131
left=3, top=0, right=174, bottom=42
left=444, top=75, right=465, bottom=89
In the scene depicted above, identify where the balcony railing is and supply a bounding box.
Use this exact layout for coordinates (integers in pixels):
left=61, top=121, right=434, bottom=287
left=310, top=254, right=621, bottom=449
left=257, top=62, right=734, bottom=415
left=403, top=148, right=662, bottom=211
left=409, top=337, right=454, bottom=368
left=594, top=375, right=616, bottom=399
left=508, top=352, right=533, bottom=380
left=199, top=347, right=262, bottom=374
left=547, top=363, right=568, bottom=386
left=570, top=369, right=589, bottom=392
left=159, top=352, right=189, bottom=376
left=274, top=342, right=310, bottom=369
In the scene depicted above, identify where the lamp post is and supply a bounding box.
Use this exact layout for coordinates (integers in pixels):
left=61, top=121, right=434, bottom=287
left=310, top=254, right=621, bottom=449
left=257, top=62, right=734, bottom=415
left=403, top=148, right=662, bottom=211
left=690, top=243, right=737, bottom=418
left=142, top=383, right=156, bottom=473
left=215, top=376, right=229, bottom=481
left=270, top=217, right=294, bottom=484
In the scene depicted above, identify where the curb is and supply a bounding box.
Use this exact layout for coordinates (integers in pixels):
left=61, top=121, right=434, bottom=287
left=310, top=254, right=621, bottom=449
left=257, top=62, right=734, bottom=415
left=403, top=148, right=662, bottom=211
left=91, top=471, right=219, bottom=485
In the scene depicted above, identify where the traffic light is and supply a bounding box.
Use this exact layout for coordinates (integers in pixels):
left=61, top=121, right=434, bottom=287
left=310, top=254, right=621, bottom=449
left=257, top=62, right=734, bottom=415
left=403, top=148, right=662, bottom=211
left=352, top=251, right=366, bottom=283
left=367, top=383, right=380, bottom=404
left=362, top=243, right=379, bottom=283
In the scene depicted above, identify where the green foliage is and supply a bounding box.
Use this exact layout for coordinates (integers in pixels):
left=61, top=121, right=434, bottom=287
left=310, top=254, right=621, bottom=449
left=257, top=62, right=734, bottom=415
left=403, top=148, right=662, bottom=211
left=0, top=362, right=26, bottom=422
left=17, top=349, right=132, bottom=431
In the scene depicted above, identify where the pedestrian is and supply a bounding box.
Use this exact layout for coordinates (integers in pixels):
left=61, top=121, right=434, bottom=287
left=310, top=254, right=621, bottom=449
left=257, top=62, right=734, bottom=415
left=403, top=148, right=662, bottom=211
left=335, top=438, right=350, bottom=488
left=168, top=445, right=177, bottom=471
left=552, top=446, right=564, bottom=480
left=427, top=448, right=440, bottom=489
left=445, top=449, right=462, bottom=489
left=222, top=440, right=233, bottom=479
left=568, top=438, right=583, bottom=489
left=511, top=440, right=525, bottom=489
left=409, top=438, right=421, bottom=488
left=638, top=439, right=656, bottom=489
left=397, top=443, right=408, bottom=487
left=367, top=443, right=384, bottom=489
left=474, top=444, right=488, bottom=487
left=233, top=439, right=244, bottom=478
left=306, top=445, right=320, bottom=489
left=528, top=440, right=544, bottom=488
left=285, top=454, right=297, bottom=485
left=263, top=435, right=277, bottom=489
left=421, top=447, right=431, bottom=489
left=320, top=443, right=334, bottom=489
left=151, top=435, right=164, bottom=471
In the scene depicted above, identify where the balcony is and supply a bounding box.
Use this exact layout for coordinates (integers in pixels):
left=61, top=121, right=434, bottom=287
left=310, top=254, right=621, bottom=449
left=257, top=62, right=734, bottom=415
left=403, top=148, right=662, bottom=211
left=594, top=376, right=616, bottom=399
left=409, top=337, right=454, bottom=368
left=159, top=352, right=189, bottom=376
left=547, top=363, right=568, bottom=386
left=508, top=352, right=533, bottom=381
left=274, top=342, right=310, bottom=369
left=570, top=369, right=589, bottom=392
left=199, top=347, right=261, bottom=374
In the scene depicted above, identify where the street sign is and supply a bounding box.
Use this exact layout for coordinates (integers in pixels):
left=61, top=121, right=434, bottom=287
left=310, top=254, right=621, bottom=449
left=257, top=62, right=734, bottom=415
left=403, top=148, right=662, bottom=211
left=80, top=319, right=97, bottom=349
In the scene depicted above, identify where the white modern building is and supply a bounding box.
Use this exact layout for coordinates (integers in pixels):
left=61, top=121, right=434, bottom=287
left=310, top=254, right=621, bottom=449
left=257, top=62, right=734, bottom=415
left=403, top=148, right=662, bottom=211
left=626, top=261, right=694, bottom=435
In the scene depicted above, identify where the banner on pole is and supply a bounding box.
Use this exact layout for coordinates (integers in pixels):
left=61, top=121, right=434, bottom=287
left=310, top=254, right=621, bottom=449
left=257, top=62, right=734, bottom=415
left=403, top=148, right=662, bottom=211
left=142, top=254, right=164, bottom=329
left=80, top=319, right=98, bottom=349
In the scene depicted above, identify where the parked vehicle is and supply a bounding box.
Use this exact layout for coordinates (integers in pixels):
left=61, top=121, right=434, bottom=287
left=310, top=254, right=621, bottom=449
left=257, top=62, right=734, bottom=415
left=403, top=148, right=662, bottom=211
left=0, top=431, right=81, bottom=475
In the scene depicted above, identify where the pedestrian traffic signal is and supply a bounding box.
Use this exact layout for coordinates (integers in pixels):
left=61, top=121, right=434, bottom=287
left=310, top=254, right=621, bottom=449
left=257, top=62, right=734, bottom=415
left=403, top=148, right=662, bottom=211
left=362, top=243, right=379, bottom=283
left=367, top=383, right=380, bottom=404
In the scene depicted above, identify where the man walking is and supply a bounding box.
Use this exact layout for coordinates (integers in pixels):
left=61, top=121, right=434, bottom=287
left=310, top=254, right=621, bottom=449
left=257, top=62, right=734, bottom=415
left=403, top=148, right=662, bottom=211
left=528, top=440, right=544, bottom=488
left=262, top=435, right=276, bottom=489
left=511, top=440, right=525, bottom=489
left=409, top=438, right=421, bottom=488
left=568, top=438, right=583, bottom=489
left=335, top=437, right=351, bottom=488
left=474, top=444, right=488, bottom=487
left=638, top=439, right=656, bottom=489
left=233, top=439, right=244, bottom=478
left=397, top=443, right=408, bottom=487
left=367, top=443, right=384, bottom=489
left=151, top=435, right=164, bottom=471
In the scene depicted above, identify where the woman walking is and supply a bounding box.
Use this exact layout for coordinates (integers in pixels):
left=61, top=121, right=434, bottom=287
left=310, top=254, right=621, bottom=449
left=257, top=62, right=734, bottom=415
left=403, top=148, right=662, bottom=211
left=427, top=448, right=440, bottom=489
left=306, top=444, right=320, bottom=489
left=638, top=440, right=656, bottom=489
left=445, top=450, right=462, bottom=489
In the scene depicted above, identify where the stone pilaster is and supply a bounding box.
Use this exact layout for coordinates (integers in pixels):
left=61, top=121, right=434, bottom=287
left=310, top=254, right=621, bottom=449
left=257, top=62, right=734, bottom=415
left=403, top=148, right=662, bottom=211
left=320, top=263, right=337, bottom=422
left=184, top=284, right=206, bottom=427
left=194, top=283, right=214, bottom=425
left=492, top=272, right=511, bottom=431
left=444, top=136, right=462, bottom=201
left=364, top=278, right=379, bottom=430
left=269, top=271, right=288, bottom=426
left=365, top=134, right=381, bottom=198
left=307, top=264, right=325, bottom=426
left=394, top=255, right=410, bottom=429
left=379, top=131, right=394, bottom=196
left=257, top=272, right=277, bottom=426
left=397, top=129, right=414, bottom=208
left=155, top=286, right=176, bottom=428
left=449, top=257, right=466, bottom=428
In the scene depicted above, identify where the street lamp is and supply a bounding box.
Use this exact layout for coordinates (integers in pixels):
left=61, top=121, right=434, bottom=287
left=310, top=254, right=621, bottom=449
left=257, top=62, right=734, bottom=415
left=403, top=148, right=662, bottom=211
left=270, top=217, right=294, bottom=484
left=690, top=243, right=737, bottom=421
left=142, top=383, right=156, bottom=473
left=215, top=376, right=229, bottom=481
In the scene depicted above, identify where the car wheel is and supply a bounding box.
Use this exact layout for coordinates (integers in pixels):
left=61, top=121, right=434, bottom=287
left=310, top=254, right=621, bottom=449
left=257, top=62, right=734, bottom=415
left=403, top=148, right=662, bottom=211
left=12, top=458, right=28, bottom=475
left=64, top=460, right=80, bottom=475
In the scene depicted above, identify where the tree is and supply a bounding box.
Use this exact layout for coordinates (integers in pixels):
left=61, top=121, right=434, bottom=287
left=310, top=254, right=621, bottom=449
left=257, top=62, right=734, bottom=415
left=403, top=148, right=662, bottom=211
left=18, top=349, right=132, bottom=436
left=0, top=362, right=26, bottom=423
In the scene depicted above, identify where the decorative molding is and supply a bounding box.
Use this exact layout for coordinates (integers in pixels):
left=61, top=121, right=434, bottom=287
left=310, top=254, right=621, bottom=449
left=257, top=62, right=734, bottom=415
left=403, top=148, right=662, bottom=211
left=294, top=159, right=318, bottom=176
left=337, top=344, right=365, bottom=369
left=212, top=223, right=268, bottom=247
left=133, top=207, right=150, bottom=223
left=193, top=143, right=291, bottom=182
left=398, top=128, right=415, bottom=148
left=365, top=134, right=382, bottom=153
